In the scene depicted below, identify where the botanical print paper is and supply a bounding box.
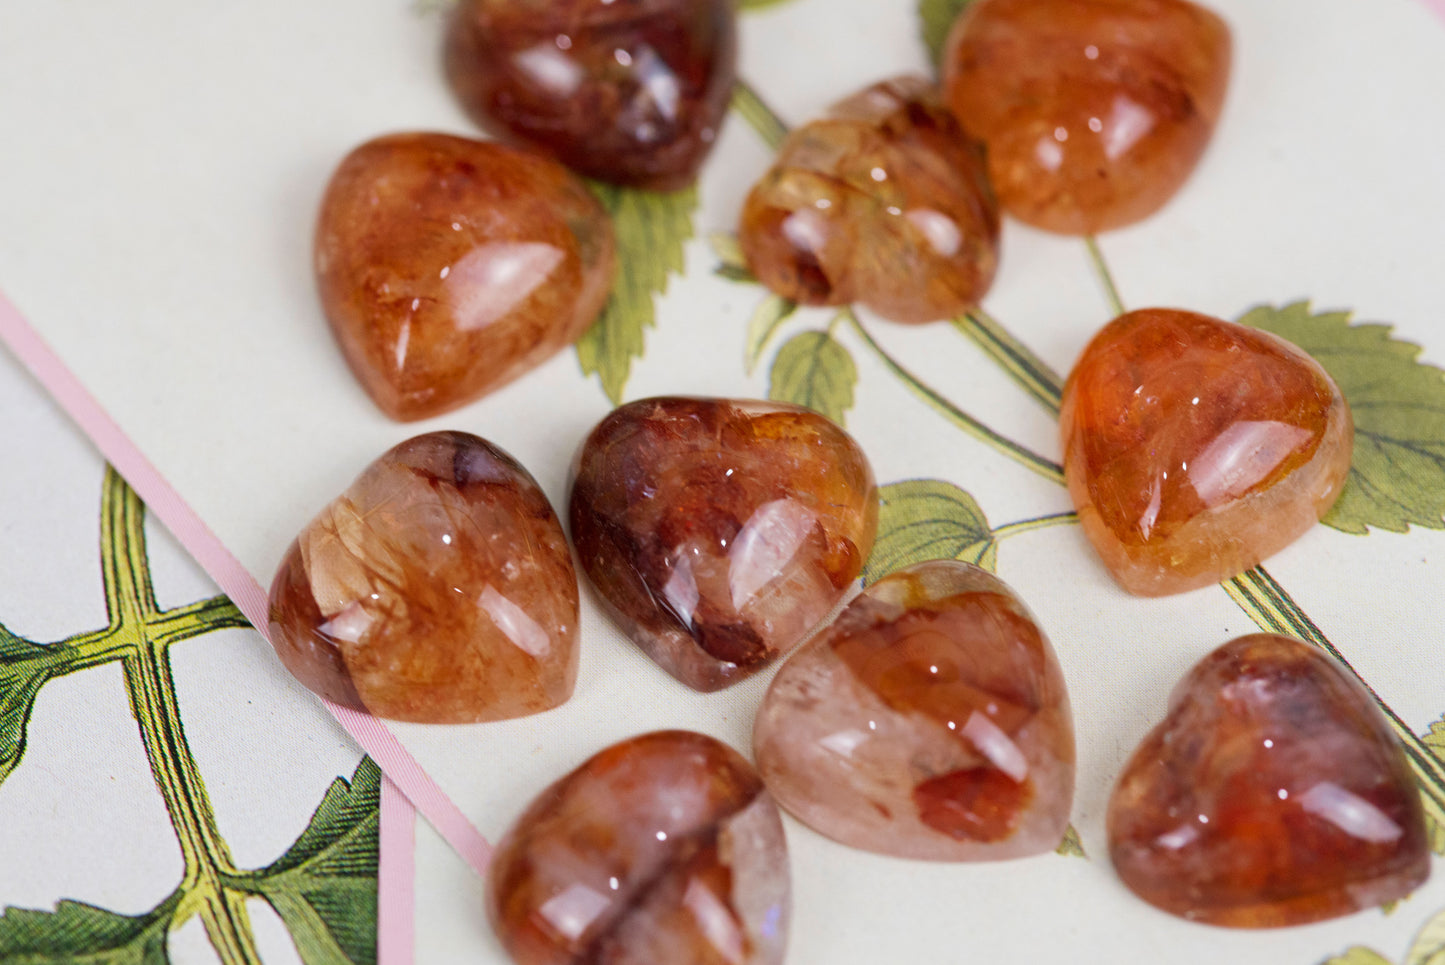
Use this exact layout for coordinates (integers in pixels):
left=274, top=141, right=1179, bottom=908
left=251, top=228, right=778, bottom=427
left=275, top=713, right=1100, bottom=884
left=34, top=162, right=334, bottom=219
left=2, top=0, right=1444, bottom=962
left=0, top=348, right=377, bottom=963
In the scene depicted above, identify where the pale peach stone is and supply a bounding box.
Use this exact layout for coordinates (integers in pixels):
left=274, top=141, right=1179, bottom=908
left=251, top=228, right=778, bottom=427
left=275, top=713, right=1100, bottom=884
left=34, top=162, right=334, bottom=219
left=753, top=561, right=1075, bottom=860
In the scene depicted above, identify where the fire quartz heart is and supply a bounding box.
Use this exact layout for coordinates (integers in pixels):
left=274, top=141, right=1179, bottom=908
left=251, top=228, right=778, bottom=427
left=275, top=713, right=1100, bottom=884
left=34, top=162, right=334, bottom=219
left=1108, top=633, right=1430, bottom=927
left=445, top=0, right=737, bottom=190
left=314, top=132, right=615, bottom=421
left=739, top=76, right=1000, bottom=324
left=1060, top=308, right=1353, bottom=596
left=569, top=397, right=878, bottom=692
left=941, top=0, right=1231, bottom=234
left=267, top=431, right=579, bottom=722
left=487, top=730, right=790, bottom=965
left=753, top=560, right=1075, bottom=860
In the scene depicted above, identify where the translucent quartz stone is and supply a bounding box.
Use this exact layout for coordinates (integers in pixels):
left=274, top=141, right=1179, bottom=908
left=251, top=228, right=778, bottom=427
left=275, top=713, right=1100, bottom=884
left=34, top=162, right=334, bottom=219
left=1108, top=634, right=1430, bottom=927
left=569, top=397, right=878, bottom=691
left=942, top=0, right=1231, bottom=234
left=445, top=0, right=737, bottom=190
left=753, top=561, right=1075, bottom=860
left=267, top=431, right=579, bottom=722
left=488, top=731, right=790, bottom=965
left=1060, top=309, right=1352, bottom=596
left=314, top=133, right=615, bottom=421
left=739, top=76, right=1000, bottom=324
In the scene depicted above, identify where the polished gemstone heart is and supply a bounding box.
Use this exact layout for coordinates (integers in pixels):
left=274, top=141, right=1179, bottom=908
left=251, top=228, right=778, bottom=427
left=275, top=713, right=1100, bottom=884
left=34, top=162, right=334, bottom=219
left=1108, top=634, right=1430, bottom=927
left=445, top=0, right=737, bottom=190
left=753, top=561, right=1075, bottom=860
left=942, top=0, right=1231, bottom=234
left=315, top=133, right=615, bottom=421
left=267, top=431, right=579, bottom=722
left=569, top=397, right=878, bottom=691
left=740, top=76, right=1000, bottom=324
left=488, top=731, right=790, bottom=965
left=1060, top=308, right=1353, bottom=596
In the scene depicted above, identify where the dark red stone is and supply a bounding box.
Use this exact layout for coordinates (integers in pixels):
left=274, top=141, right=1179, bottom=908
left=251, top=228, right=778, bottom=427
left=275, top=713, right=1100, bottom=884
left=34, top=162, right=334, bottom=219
left=569, top=397, right=878, bottom=691
left=1108, top=634, right=1430, bottom=927
left=445, top=0, right=737, bottom=190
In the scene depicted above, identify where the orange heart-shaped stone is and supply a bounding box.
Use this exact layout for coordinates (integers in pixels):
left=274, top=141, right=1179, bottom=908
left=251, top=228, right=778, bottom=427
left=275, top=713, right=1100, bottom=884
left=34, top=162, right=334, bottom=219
left=315, top=133, right=615, bottom=421
left=753, top=561, right=1075, bottom=860
left=1108, top=634, right=1429, bottom=927
left=942, top=0, right=1231, bottom=234
left=569, top=396, right=878, bottom=691
left=739, top=77, right=1000, bottom=324
left=1060, top=308, right=1352, bottom=596
left=488, top=731, right=789, bottom=965
left=267, top=431, right=579, bottom=722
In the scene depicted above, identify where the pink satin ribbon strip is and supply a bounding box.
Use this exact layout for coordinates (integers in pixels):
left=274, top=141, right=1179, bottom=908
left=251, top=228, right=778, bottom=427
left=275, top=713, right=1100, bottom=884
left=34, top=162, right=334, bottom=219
left=0, top=288, right=493, bottom=960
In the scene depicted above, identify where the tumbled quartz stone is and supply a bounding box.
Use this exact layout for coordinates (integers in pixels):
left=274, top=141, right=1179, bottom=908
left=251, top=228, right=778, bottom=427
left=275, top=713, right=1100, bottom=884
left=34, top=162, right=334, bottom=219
left=942, top=0, right=1231, bottom=234
left=315, top=132, right=615, bottom=421
left=445, top=0, right=737, bottom=190
left=739, top=76, right=1000, bottom=324
left=267, top=431, right=579, bottom=722
left=569, top=397, right=878, bottom=691
left=1060, top=309, right=1352, bottom=596
left=488, top=730, right=790, bottom=965
left=1108, top=634, right=1430, bottom=927
left=754, top=561, right=1075, bottom=860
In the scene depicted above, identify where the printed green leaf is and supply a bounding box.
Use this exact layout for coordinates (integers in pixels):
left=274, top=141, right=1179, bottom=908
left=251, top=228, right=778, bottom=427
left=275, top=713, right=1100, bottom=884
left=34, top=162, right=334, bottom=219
left=768, top=330, right=857, bottom=425
left=0, top=627, right=61, bottom=788
left=745, top=294, right=798, bottom=375
left=1426, top=716, right=1445, bottom=855
left=919, top=0, right=973, bottom=69
left=740, top=0, right=798, bottom=10
left=1241, top=302, right=1445, bottom=535
left=1055, top=824, right=1086, bottom=858
left=247, top=758, right=381, bottom=965
left=1323, top=948, right=1395, bottom=965
left=0, top=893, right=179, bottom=965
left=709, top=231, right=756, bottom=283
left=1408, top=907, right=1445, bottom=965
left=863, top=479, right=995, bottom=584
left=577, top=183, right=697, bottom=404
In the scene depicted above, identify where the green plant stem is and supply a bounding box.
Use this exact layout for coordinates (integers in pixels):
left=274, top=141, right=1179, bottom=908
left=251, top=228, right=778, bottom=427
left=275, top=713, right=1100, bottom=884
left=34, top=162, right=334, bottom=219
left=840, top=308, right=1065, bottom=484
left=952, top=310, right=1065, bottom=414
left=993, top=511, right=1078, bottom=541
left=1084, top=235, right=1125, bottom=316
left=101, top=470, right=261, bottom=965
left=731, top=77, right=789, bottom=151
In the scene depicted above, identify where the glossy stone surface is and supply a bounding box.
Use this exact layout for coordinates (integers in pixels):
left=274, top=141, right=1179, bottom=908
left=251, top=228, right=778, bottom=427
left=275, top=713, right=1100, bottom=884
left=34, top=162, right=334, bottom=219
left=267, top=431, right=579, bottom=722
left=488, top=731, right=790, bottom=965
left=942, top=0, right=1231, bottom=234
left=569, top=397, right=878, bottom=691
left=315, top=133, right=615, bottom=421
left=1108, top=634, right=1430, bottom=927
left=739, top=76, right=1000, bottom=324
left=445, top=0, right=737, bottom=190
left=1060, top=309, right=1352, bottom=596
left=754, top=561, right=1075, bottom=860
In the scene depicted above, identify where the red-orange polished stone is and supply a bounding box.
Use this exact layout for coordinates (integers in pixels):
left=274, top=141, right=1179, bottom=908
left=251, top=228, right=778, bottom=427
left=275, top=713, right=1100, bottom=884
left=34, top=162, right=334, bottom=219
left=739, top=76, right=1000, bottom=324
left=1108, top=634, right=1430, bottom=927
left=445, top=0, right=737, bottom=190
left=315, top=133, right=615, bottom=421
left=754, top=561, right=1075, bottom=860
left=942, top=0, right=1231, bottom=234
left=569, top=397, right=878, bottom=691
left=267, top=431, right=579, bottom=723
left=1060, top=309, right=1352, bottom=596
left=488, top=731, right=790, bottom=965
